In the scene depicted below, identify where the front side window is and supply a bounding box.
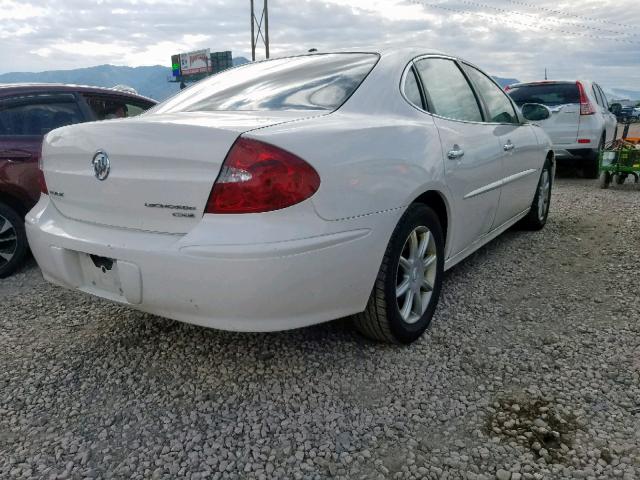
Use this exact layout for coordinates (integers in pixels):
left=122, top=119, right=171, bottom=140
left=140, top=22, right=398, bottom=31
left=414, top=58, right=482, bottom=122
left=0, top=95, right=83, bottom=136
left=464, top=65, right=518, bottom=124
left=155, top=53, right=379, bottom=113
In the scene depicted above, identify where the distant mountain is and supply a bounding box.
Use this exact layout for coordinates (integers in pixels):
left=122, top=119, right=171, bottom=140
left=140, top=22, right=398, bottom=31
left=604, top=87, right=640, bottom=102
left=0, top=57, right=250, bottom=101
left=493, top=77, right=520, bottom=88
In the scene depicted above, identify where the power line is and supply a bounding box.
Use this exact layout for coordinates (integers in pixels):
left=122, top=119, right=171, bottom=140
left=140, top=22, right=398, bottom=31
left=408, top=0, right=640, bottom=45
left=455, top=0, right=639, bottom=38
left=505, top=0, right=639, bottom=30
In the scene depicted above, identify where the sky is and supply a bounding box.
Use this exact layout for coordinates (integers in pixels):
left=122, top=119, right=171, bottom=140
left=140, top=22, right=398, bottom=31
left=1, top=0, right=639, bottom=92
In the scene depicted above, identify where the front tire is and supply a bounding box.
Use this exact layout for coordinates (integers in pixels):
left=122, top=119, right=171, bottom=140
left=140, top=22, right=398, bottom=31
left=354, top=204, right=444, bottom=344
left=599, top=171, right=612, bottom=189
left=0, top=202, right=28, bottom=278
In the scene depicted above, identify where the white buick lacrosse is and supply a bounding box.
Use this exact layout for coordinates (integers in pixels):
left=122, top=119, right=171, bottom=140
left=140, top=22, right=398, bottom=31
left=26, top=48, right=553, bottom=344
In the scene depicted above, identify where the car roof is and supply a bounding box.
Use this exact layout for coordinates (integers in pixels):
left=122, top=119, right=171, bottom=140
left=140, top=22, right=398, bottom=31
left=0, top=83, right=156, bottom=103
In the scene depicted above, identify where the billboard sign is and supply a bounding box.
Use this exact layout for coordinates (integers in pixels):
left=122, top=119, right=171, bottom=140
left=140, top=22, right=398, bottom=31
left=171, top=54, right=181, bottom=77
left=179, top=49, right=211, bottom=76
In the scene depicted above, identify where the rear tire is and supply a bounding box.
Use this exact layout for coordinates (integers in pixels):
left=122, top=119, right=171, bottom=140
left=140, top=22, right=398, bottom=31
left=354, top=204, right=444, bottom=344
left=0, top=202, right=28, bottom=278
left=518, top=159, right=552, bottom=231
left=583, top=135, right=604, bottom=179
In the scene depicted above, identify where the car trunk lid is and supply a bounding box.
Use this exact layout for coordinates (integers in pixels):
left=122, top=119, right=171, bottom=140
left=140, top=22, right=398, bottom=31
left=42, top=111, right=315, bottom=234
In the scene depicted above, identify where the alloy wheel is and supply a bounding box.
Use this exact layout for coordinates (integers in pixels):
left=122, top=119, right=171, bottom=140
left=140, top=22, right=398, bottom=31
left=0, top=214, right=18, bottom=268
left=537, top=169, right=551, bottom=222
left=395, top=226, right=438, bottom=324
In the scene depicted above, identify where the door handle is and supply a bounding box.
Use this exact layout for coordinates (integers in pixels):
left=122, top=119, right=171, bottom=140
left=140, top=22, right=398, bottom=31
left=503, top=141, right=515, bottom=152
left=447, top=145, right=465, bottom=160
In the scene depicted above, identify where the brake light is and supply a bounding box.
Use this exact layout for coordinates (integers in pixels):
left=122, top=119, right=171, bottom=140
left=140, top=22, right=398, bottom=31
left=205, top=137, right=320, bottom=214
left=576, top=81, right=595, bottom=115
left=37, top=152, right=48, bottom=194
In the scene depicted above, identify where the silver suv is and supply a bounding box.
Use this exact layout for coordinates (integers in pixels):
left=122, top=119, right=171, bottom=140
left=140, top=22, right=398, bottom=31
left=507, top=80, right=617, bottom=178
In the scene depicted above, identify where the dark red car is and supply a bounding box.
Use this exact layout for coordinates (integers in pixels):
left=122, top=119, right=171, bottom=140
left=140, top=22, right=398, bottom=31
left=0, top=84, right=156, bottom=277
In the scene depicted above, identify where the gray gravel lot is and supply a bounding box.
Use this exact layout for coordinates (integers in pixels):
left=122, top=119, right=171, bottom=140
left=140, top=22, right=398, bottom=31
left=1, top=175, right=639, bottom=480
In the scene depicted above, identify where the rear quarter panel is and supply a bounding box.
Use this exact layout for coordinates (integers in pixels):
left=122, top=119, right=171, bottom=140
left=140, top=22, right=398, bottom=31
left=246, top=111, right=448, bottom=222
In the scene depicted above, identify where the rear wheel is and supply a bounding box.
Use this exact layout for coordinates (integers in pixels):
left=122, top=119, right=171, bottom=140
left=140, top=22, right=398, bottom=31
left=583, top=135, right=604, bottom=179
left=518, top=159, right=552, bottom=230
left=354, top=204, right=444, bottom=344
left=0, top=202, right=28, bottom=278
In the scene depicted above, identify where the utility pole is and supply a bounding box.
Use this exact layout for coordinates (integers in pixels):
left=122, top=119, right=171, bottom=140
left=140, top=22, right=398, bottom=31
left=250, top=0, right=269, bottom=61
left=544, top=68, right=548, bottom=80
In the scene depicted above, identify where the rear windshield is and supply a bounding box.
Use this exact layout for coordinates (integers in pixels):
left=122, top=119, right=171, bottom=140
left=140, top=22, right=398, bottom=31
left=507, top=83, right=580, bottom=106
left=154, top=53, right=379, bottom=113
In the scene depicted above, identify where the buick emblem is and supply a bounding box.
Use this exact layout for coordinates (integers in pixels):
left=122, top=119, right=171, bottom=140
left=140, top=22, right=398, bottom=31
left=92, top=150, right=110, bottom=181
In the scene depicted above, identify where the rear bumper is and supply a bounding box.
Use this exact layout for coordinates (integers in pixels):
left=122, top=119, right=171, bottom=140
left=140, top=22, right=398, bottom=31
left=26, top=196, right=399, bottom=331
left=553, top=147, right=595, bottom=160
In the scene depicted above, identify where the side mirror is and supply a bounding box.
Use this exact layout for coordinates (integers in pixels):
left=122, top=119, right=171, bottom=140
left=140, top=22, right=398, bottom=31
left=609, top=103, right=622, bottom=115
left=521, top=103, right=551, bottom=122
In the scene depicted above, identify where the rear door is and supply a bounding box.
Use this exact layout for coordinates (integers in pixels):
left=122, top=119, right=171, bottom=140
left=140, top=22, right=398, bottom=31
left=463, top=64, right=541, bottom=225
left=507, top=82, right=580, bottom=145
left=414, top=57, right=504, bottom=256
left=0, top=93, right=86, bottom=207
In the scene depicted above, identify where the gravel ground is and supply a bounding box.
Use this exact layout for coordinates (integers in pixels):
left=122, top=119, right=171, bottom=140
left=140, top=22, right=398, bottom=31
left=1, top=174, right=639, bottom=480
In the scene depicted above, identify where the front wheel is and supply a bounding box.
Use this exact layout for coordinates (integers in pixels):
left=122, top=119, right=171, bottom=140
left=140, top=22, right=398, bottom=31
left=354, top=204, right=444, bottom=344
left=599, top=171, right=612, bottom=189
left=517, top=159, right=553, bottom=231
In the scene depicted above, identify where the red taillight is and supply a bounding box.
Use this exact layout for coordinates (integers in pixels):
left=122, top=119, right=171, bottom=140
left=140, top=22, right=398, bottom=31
left=205, top=137, right=320, bottom=214
left=576, top=81, right=595, bottom=115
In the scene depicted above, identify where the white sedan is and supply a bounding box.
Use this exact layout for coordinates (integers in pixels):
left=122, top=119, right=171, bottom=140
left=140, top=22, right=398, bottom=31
left=26, top=48, right=554, bottom=344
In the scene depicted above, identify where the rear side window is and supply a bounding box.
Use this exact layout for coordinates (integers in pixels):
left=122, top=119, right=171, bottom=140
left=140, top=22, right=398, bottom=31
left=0, top=94, right=84, bottom=136
left=463, top=65, right=518, bottom=124
left=82, top=95, right=154, bottom=120
left=155, top=53, right=379, bottom=113
left=403, top=67, right=424, bottom=109
left=507, top=83, right=580, bottom=106
left=596, top=85, right=609, bottom=108
left=592, top=86, right=604, bottom=107
left=414, top=58, right=482, bottom=122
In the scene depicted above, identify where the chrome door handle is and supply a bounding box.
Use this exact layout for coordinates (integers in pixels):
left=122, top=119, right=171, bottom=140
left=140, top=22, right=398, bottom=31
left=447, top=145, right=465, bottom=160
left=503, top=141, right=515, bottom=151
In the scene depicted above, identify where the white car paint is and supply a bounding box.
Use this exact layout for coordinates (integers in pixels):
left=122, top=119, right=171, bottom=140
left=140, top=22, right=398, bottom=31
left=26, top=48, right=553, bottom=332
